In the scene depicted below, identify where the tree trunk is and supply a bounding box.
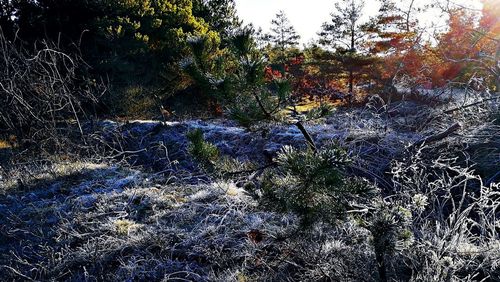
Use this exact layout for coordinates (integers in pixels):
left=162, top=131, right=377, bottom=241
left=295, top=121, right=317, bottom=153
left=349, top=20, right=355, bottom=106
left=349, top=69, right=354, bottom=94
left=348, top=69, right=354, bottom=106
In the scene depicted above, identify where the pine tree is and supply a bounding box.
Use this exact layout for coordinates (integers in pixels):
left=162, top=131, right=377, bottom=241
left=365, top=0, right=419, bottom=56
left=362, top=0, right=421, bottom=92
left=267, top=10, right=301, bottom=62
left=318, top=0, right=366, bottom=51
left=183, top=27, right=292, bottom=127
left=318, top=0, right=373, bottom=100
left=192, top=0, right=241, bottom=44
left=96, top=0, right=220, bottom=93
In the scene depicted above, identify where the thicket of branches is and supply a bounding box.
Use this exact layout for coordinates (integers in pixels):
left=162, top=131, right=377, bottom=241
left=0, top=30, right=103, bottom=151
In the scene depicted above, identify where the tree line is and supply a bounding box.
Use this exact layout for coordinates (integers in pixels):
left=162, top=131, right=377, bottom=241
left=0, top=0, right=498, bottom=119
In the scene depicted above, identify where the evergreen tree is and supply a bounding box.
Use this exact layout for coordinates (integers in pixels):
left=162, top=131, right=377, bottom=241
left=183, top=26, right=296, bottom=127
left=319, top=0, right=366, bottom=52
left=267, top=10, right=301, bottom=62
left=5, top=0, right=220, bottom=116
left=192, top=0, right=241, bottom=44
left=365, top=0, right=419, bottom=56
left=318, top=0, right=369, bottom=96
left=361, top=0, right=421, bottom=92
left=96, top=0, right=217, bottom=85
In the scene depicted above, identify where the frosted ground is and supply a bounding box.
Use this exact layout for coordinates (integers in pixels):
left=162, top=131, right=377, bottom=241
left=1, top=93, right=499, bottom=281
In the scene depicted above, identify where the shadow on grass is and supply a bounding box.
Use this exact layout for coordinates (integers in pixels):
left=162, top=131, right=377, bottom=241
left=0, top=147, right=13, bottom=167
left=0, top=164, right=129, bottom=278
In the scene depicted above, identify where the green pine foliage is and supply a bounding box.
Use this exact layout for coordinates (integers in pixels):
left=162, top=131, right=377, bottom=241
left=186, top=129, right=220, bottom=168
left=96, top=0, right=219, bottom=92
left=192, top=0, right=242, bottom=44
left=97, top=0, right=219, bottom=115
left=261, top=144, right=377, bottom=227
left=367, top=202, right=413, bottom=282
left=186, top=128, right=256, bottom=176
left=305, top=102, right=335, bottom=120
left=318, top=0, right=374, bottom=95
left=183, top=27, right=293, bottom=127
left=318, top=0, right=367, bottom=51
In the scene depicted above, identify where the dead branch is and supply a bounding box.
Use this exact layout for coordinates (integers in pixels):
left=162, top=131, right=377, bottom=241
left=444, top=96, right=500, bottom=114
left=409, top=122, right=462, bottom=150
left=295, top=121, right=318, bottom=153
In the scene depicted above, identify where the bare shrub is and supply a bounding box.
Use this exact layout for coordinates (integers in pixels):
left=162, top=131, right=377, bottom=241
left=0, top=29, right=103, bottom=152
left=384, top=147, right=500, bottom=281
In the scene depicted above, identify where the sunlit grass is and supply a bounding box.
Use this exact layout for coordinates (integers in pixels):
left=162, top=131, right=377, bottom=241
left=284, top=99, right=340, bottom=114
left=114, top=219, right=140, bottom=236
left=0, top=162, right=110, bottom=193
left=0, top=139, right=12, bottom=149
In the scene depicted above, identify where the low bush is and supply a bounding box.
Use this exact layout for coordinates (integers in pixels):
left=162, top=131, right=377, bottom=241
left=186, top=129, right=220, bottom=168
left=261, top=144, right=377, bottom=227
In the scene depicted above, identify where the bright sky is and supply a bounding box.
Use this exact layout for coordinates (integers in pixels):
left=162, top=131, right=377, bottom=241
left=235, top=0, right=484, bottom=45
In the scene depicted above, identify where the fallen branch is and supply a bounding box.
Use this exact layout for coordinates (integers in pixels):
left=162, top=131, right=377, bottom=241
left=107, top=148, right=148, bottom=159
left=409, top=122, right=462, bottom=150
left=444, top=96, right=500, bottom=114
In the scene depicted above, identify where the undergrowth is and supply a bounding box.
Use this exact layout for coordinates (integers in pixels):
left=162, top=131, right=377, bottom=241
left=1, top=91, right=499, bottom=281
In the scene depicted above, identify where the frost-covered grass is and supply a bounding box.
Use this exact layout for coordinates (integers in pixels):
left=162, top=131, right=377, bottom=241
left=0, top=92, right=499, bottom=281
left=1, top=154, right=498, bottom=281
left=0, top=161, right=112, bottom=193
left=3, top=162, right=370, bottom=281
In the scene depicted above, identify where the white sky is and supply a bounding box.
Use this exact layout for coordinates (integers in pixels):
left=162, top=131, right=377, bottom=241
left=235, top=0, right=484, bottom=45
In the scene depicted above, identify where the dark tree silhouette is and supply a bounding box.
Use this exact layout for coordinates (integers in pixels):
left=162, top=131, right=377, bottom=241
left=193, top=0, right=242, bottom=44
